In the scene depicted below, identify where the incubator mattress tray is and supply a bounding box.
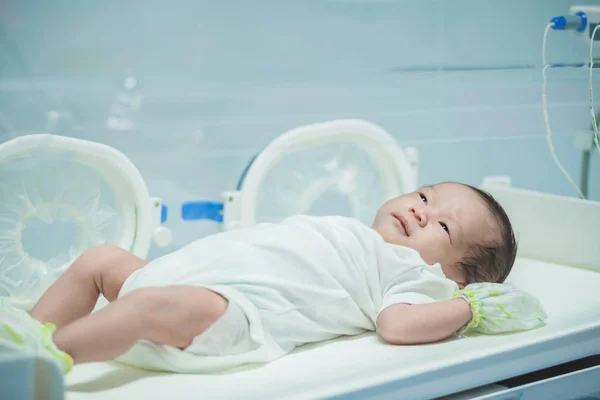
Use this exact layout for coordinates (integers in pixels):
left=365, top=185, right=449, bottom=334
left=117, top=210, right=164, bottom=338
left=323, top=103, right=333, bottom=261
left=65, top=257, right=600, bottom=399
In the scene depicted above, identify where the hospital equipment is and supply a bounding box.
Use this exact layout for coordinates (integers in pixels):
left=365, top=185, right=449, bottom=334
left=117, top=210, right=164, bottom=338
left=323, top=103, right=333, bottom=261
left=1, top=117, right=599, bottom=399
left=544, top=5, right=600, bottom=199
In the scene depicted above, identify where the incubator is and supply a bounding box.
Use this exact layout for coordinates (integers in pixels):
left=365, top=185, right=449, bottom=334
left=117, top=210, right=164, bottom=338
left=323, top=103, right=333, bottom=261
left=1, top=117, right=599, bottom=400
left=1, top=5, right=600, bottom=400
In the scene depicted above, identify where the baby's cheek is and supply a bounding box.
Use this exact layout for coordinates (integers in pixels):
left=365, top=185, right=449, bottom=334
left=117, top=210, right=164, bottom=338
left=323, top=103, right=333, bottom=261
left=433, top=229, right=451, bottom=248
left=372, top=224, right=392, bottom=242
left=415, top=233, right=445, bottom=264
left=382, top=226, right=406, bottom=246
left=382, top=228, right=401, bottom=244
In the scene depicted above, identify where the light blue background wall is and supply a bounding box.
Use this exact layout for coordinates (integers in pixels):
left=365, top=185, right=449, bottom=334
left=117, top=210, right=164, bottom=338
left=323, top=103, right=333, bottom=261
left=1, top=0, right=599, bottom=256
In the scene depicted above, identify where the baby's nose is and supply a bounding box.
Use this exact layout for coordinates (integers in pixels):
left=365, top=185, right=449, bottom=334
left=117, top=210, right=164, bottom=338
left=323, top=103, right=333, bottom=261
left=416, top=211, right=428, bottom=227
left=410, top=208, right=428, bottom=227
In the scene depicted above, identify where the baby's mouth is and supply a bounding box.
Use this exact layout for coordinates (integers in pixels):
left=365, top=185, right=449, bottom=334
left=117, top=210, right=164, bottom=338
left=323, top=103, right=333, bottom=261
left=392, top=214, right=409, bottom=236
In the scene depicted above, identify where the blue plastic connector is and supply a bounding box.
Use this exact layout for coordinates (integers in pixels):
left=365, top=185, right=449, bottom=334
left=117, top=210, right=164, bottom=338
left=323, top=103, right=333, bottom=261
left=181, top=201, right=224, bottom=222
left=550, top=16, right=568, bottom=30
left=550, top=12, right=587, bottom=31
left=161, top=204, right=168, bottom=224
left=576, top=11, right=588, bottom=32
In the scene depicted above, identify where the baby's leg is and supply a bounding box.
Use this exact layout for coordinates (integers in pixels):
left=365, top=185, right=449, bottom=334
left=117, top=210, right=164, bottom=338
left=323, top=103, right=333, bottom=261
left=31, top=244, right=148, bottom=329
left=52, top=285, right=228, bottom=364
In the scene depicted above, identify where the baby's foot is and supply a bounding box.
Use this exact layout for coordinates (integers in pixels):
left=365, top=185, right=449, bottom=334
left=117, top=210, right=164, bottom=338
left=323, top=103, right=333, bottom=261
left=0, top=298, right=73, bottom=374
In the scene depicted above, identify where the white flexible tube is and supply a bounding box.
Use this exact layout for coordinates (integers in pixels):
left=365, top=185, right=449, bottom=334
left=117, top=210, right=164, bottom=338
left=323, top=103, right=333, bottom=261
left=542, top=23, right=550, bottom=67
left=589, top=24, right=600, bottom=153
left=542, top=23, right=585, bottom=199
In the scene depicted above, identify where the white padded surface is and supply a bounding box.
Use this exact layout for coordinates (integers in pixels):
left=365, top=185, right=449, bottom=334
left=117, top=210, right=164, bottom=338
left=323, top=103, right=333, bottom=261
left=65, top=258, right=600, bottom=400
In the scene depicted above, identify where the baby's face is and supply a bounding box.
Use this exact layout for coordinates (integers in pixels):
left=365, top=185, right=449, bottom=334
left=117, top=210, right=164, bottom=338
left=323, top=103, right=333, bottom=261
left=372, top=183, right=495, bottom=288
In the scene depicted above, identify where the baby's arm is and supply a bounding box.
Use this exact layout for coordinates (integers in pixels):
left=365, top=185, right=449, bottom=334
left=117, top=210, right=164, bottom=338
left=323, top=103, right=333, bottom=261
left=376, top=299, right=472, bottom=345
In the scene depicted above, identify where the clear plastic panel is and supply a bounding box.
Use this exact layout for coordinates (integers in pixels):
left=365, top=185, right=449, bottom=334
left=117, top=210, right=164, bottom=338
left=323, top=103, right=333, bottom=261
left=254, top=141, right=386, bottom=225
left=0, top=147, right=119, bottom=307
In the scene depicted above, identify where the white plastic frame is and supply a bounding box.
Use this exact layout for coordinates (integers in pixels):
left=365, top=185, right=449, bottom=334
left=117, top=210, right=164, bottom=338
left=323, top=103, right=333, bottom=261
left=0, top=134, right=170, bottom=260
left=222, top=119, right=418, bottom=230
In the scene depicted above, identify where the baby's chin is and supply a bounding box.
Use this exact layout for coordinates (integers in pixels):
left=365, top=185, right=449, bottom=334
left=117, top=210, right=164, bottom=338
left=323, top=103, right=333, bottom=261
left=372, top=225, right=410, bottom=247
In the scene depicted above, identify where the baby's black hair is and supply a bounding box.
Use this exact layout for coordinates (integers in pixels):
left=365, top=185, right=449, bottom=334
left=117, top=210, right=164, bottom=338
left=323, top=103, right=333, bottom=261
left=455, top=184, right=517, bottom=284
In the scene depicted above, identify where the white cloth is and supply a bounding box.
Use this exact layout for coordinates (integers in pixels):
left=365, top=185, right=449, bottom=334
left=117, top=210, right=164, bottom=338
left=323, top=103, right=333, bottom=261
left=115, top=215, right=458, bottom=373
left=186, top=301, right=255, bottom=357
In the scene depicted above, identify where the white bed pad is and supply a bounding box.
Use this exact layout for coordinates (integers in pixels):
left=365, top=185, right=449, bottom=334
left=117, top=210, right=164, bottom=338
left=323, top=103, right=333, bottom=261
left=65, top=257, right=600, bottom=400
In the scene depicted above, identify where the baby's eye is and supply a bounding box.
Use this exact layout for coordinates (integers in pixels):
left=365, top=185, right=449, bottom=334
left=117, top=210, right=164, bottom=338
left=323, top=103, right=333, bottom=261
left=419, top=193, right=428, bottom=205
left=440, top=222, right=449, bottom=234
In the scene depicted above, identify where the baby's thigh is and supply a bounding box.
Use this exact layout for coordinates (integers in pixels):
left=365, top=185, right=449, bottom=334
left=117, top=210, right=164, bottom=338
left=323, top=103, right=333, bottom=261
left=78, top=244, right=148, bottom=301
left=140, top=285, right=229, bottom=350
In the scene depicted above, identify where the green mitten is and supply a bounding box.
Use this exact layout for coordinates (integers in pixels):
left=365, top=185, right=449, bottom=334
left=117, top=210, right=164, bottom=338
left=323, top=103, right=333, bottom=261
left=453, top=283, right=547, bottom=336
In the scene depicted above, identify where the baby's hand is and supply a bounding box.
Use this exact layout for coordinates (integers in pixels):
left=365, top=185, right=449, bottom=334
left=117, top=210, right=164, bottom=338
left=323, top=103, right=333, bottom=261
left=453, top=283, right=547, bottom=336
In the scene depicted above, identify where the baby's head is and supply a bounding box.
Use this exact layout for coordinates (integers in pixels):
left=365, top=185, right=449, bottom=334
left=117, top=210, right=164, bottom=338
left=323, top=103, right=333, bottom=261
left=372, top=182, right=516, bottom=288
